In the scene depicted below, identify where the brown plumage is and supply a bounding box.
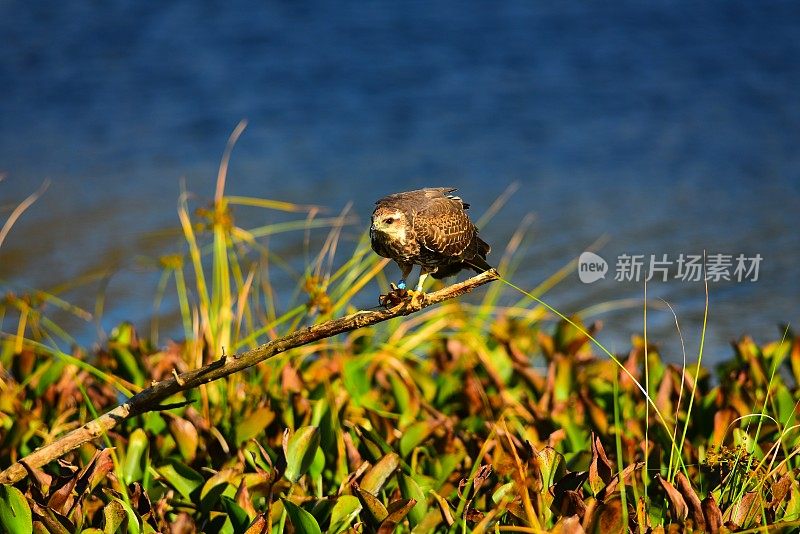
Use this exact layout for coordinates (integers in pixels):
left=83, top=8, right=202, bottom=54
left=370, top=188, right=493, bottom=292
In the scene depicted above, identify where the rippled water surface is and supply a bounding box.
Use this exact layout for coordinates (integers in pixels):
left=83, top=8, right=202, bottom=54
left=2, top=1, right=799, bottom=362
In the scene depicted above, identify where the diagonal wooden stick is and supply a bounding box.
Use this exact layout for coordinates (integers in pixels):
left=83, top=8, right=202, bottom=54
left=0, top=269, right=499, bottom=485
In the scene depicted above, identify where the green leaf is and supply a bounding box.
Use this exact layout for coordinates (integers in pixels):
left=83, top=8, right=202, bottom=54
left=0, top=485, right=32, bottom=534
left=343, top=357, right=371, bottom=404
left=282, top=499, right=322, bottom=534
left=398, top=473, right=427, bottom=527
left=361, top=453, right=400, bottom=495
left=329, top=495, right=362, bottom=534
left=389, top=374, right=417, bottom=426
left=168, top=415, right=199, bottom=462
left=538, top=447, right=566, bottom=490
left=283, top=426, right=321, bottom=483
left=399, top=422, right=432, bottom=457
left=221, top=496, right=250, bottom=534
left=103, top=500, right=126, bottom=534
left=156, top=460, right=204, bottom=500
left=111, top=498, right=140, bottom=534
left=235, top=406, right=275, bottom=445
left=124, top=428, right=149, bottom=485
left=492, top=481, right=515, bottom=504
left=354, top=485, right=388, bottom=523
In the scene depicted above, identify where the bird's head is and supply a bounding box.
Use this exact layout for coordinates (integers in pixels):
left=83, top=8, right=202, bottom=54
left=371, top=207, right=408, bottom=242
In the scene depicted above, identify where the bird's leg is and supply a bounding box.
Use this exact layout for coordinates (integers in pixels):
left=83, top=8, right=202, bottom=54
left=379, top=263, right=413, bottom=308
left=414, top=270, right=429, bottom=293
left=397, top=263, right=413, bottom=290
left=408, top=269, right=429, bottom=307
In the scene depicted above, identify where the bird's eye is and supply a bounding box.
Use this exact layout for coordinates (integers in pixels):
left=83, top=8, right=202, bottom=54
left=385, top=217, right=395, bottom=224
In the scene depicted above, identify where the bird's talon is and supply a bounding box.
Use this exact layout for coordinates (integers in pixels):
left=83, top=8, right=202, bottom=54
left=379, top=285, right=409, bottom=308
left=406, top=289, right=426, bottom=307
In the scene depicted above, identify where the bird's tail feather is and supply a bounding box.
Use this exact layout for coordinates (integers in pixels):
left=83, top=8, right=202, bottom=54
left=431, top=236, right=494, bottom=279
left=465, top=255, right=493, bottom=273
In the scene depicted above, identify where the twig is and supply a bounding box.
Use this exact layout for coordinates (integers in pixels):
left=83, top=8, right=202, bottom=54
left=0, top=269, right=499, bottom=485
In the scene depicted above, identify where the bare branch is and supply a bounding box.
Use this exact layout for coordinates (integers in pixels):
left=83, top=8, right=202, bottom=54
left=0, top=269, right=498, bottom=485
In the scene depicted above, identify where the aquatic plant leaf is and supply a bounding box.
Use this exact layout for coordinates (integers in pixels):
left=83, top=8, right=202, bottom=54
left=712, top=408, right=738, bottom=447
left=551, top=489, right=586, bottom=520
left=588, top=496, right=624, bottom=534
left=112, top=498, right=140, bottom=534
left=729, top=492, right=760, bottom=529
left=328, top=495, right=361, bottom=534
left=0, top=485, right=32, bottom=534
left=124, top=428, right=149, bottom=485
left=492, top=481, right=515, bottom=505
left=377, top=499, right=416, bottom=533
left=200, top=468, right=240, bottom=512
left=168, top=415, right=198, bottom=462
left=770, top=474, right=792, bottom=509
left=430, top=490, right=455, bottom=527
left=236, top=405, right=275, bottom=445
left=221, top=496, right=250, bottom=534
left=103, top=499, right=126, bottom=534
left=283, top=426, right=320, bottom=483
left=656, top=475, right=688, bottom=522
left=702, top=494, right=722, bottom=534
left=282, top=499, right=322, bottom=534
left=353, top=483, right=388, bottom=523
left=674, top=472, right=704, bottom=530
left=242, top=513, right=267, bottom=534
left=361, top=453, right=400, bottom=495
left=398, top=473, right=428, bottom=527
left=343, top=357, right=371, bottom=404
left=399, top=421, right=433, bottom=457
left=588, top=434, right=613, bottom=495
left=538, top=446, right=567, bottom=490
left=596, top=462, right=642, bottom=501
left=156, top=461, right=204, bottom=500
left=551, top=514, right=585, bottom=534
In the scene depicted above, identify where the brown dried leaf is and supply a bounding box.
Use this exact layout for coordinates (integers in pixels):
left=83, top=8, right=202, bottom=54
left=712, top=408, right=738, bottom=447
left=557, top=514, right=586, bottom=534
left=729, top=492, right=760, bottom=529
left=655, top=369, right=674, bottom=417
left=235, top=478, right=257, bottom=520
left=352, top=482, right=388, bottom=523
left=243, top=513, right=268, bottom=534
left=464, top=508, right=485, bottom=522
left=431, top=490, right=455, bottom=526
left=587, top=496, right=624, bottom=534
left=377, top=499, right=416, bottom=533
left=656, top=475, right=688, bottom=522
left=636, top=496, right=649, bottom=530
left=281, top=363, right=303, bottom=394
left=597, top=462, right=643, bottom=501
left=588, top=434, right=613, bottom=494
left=770, top=473, right=792, bottom=508
left=75, top=448, right=116, bottom=495
left=551, top=489, right=586, bottom=519
left=472, top=464, right=493, bottom=495
left=20, top=461, right=53, bottom=499
left=702, top=494, right=722, bottom=534
left=675, top=472, right=704, bottom=530
left=47, top=476, right=77, bottom=516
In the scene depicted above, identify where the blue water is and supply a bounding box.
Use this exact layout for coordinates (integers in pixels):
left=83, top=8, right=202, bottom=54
left=1, top=1, right=798, bottom=364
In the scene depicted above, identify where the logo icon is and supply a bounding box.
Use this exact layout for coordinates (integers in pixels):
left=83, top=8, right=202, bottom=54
left=578, top=252, right=608, bottom=283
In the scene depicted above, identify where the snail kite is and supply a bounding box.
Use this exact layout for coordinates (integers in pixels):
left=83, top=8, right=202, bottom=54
left=370, top=188, right=493, bottom=295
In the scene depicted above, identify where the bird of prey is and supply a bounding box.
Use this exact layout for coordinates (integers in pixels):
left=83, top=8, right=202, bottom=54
left=370, top=188, right=493, bottom=301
